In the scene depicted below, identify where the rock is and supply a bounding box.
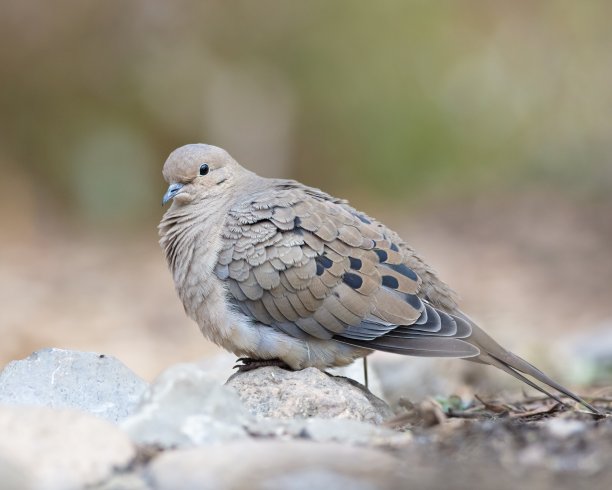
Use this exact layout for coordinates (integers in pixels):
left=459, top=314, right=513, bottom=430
left=196, top=352, right=388, bottom=402
left=194, top=352, right=237, bottom=384
left=558, top=322, right=612, bottom=386
left=90, top=473, right=151, bottom=490
left=371, top=354, right=456, bottom=406
left=249, top=417, right=412, bottom=448
left=0, top=406, right=135, bottom=490
left=0, top=456, right=33, bottom=490
left=370, top=352, right=512, bottom=407
left=121, top=363, right=252, bottom=448
left=330, top=358, right=386, bottom=401
left=0, top=348, right=148, bottom=423
left=226, top=366, right=393, bottom=424
left=545, top=419, right=588, bottom=439
left=122, top=362, right=404, bottom=450
left=146, top=441, right=405, bottom=490
left=286, top=418, right=411, bottom=447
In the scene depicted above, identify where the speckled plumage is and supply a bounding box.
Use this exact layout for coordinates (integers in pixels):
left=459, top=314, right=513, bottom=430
left=159, top=144, right=598, bottom=413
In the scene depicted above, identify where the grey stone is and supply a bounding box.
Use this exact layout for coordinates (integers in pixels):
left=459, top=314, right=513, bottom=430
left=196, top=352, right=388, bottom=401
left=545, top=418, right=588, bottom=439
left=330, top=358, right=386, bottom=401
left=0, top=348, right=148, bottom=423
left=370, top=353, right=476, bottom=407
left=147, top=441, right=405, bottom=490
left=290, top=418, right=411, bottom=447
left=558, top=322, right=612, bottom=385
left=249, top=417, right=412, bottom=448
left=226, top=366, right=393, bottom=424
left=0, top=456, right=33, bottom=490
left=121, top=363, right=252, bottom=448
left=90, top=473, right=152, bottom=490
left=0, top=406, right=135, bottom=490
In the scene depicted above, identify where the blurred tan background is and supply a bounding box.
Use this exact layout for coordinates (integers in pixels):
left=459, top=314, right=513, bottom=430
left=1, top=1, right=611, bottom=392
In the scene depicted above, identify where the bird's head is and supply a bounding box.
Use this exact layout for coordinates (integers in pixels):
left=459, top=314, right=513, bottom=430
left=161, top=144, right=242, bottom=206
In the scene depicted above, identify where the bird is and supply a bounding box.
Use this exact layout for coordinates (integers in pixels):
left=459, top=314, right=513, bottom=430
left=159, top=143, right=599, bottom=414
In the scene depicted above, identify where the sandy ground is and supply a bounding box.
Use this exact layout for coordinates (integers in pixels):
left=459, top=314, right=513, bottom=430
left=393, top=397, right=612, bottom=490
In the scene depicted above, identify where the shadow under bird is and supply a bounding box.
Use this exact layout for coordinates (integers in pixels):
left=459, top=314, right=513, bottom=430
left=159, top=144, right=599, bottom=415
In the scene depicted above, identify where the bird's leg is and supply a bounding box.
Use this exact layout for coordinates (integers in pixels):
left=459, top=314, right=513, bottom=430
left=233, top=357, right=293, bottom=373
left=363, top=356, right=369, bottom=389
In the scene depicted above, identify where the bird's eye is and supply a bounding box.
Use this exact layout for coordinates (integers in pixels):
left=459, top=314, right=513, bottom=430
left=199, top=163, right=210, bottom=176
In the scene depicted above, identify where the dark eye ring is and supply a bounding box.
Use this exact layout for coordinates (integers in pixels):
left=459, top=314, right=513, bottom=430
left=199, top=163, right=210, bottom=176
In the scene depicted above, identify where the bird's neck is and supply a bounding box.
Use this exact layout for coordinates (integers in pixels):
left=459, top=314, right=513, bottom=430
left=159, top=198, right=229, bottom=304
left=159, top=171, right=269, bottom=317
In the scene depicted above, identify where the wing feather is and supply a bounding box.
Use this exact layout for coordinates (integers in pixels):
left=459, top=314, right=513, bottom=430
left=220, top=185, right=477, bottom=358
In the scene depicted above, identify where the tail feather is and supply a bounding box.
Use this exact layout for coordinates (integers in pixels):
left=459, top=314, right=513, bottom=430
left=465, top=320, right=601, bottom=415
left=485, top=353, right=580, bottom=408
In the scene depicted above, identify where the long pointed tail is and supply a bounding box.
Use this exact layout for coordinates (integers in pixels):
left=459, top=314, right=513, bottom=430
left=465, top=320, right=601, bottom=415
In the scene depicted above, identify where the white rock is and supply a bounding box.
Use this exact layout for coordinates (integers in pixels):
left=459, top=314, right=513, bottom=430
left=0, top=456, right=33, bottom=490
left=545, top=418, right=587, bottom=439
left=121, top=363, right=252, bottom=448
left=0, top=406, right=135, bottom=490
left=89, top=473, right=151, bottom=490
left=0, top=348, right=148, bottom=423
left=249, top=417, right=412, bottom=448
left=557, top=322, right=612, bottom=385
left=194, top=352, right=237, bottom=384
left=226, top=366, right=393, bottom=424
left=370, top=352, right=509, bottom=406
left=147, top=441, right=405, bottom=490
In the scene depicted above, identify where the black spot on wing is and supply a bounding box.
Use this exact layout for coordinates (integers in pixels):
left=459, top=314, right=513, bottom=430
left=390, top=243, right=399, bottom=252
left=382, top=275, right=399, bottom=289
left=316, top=262, right=325, bottom=276
left=387, top=263, right=418, bottom=281
left=405, top=294, right=423, bottom=310
left=374, top=249, right=388, bottom=263
left=316, top=255, right=333, bottom=269
left=343, top=272, right=364, bottom=289
left=348, top=257, right=362, bottom=270
left=294, top=216, right=302, bottom=228
left=363, top=239, right=376, bottom=250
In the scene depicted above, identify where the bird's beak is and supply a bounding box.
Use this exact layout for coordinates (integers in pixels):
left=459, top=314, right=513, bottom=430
left=162, top=183, right=184, bottom=206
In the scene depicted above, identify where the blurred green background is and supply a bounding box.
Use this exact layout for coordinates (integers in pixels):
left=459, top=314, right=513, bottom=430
left=2, top=0, right=611, bottom=228
left=1, top=0, right=611, bottom=385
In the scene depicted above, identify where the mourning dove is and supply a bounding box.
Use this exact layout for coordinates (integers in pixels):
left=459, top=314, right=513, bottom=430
left=159, top=144, right=599, bottom=414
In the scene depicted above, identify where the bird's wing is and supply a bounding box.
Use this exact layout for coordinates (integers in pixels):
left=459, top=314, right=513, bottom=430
left=216, top=184, right=479, bottom=358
